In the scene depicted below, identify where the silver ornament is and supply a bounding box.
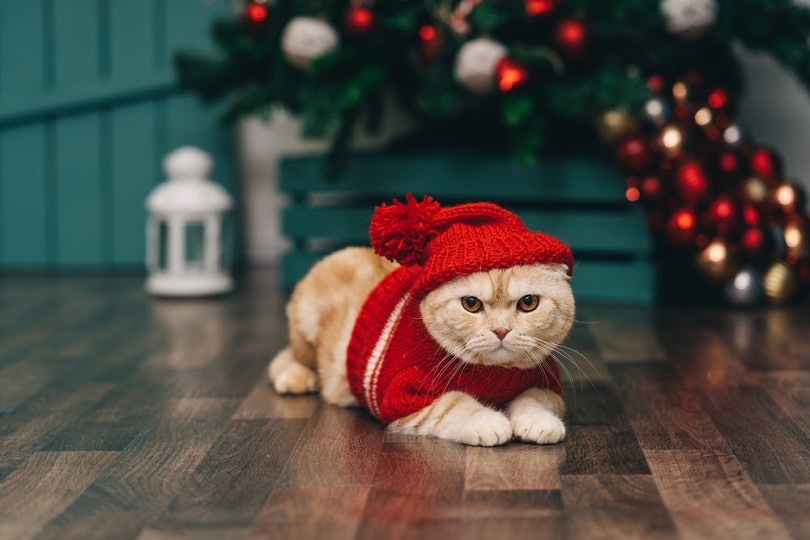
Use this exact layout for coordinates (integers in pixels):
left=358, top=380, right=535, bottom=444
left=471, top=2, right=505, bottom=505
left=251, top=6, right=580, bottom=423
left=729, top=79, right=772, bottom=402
left=281, top=17, right=339, bottom=70
left=724, top=267, right=765, bottom=307
left=453, top=38, right=507, bottom=95
left=660, top=0, right=718, bottom=40
left=643, top=96, right=671, bottom=126
left=723, top=124, right=743, bottom=147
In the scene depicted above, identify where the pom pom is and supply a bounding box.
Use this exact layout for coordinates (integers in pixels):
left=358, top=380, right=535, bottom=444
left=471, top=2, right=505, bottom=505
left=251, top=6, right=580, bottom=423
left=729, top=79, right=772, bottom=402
left=370, top=194, right=441, bottom=265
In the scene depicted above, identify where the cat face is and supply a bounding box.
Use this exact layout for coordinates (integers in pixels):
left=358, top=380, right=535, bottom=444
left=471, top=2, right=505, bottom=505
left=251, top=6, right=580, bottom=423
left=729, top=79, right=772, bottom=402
left=419, top=263, right=574, bottom=369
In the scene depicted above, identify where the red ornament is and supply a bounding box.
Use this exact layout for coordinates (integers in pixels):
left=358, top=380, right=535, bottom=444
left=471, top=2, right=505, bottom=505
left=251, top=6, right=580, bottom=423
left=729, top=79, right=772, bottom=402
left=244, top=1, right=269, bottom=24
left=553, top=19, right=589, bottom=58
left=345, top=6, right=375, bottom=36
left=742, top=227, right=771, bottom=260
left=750, top=147, right=782, bottom=184
left=646, top=74, right=666, bottom=94
left=640, top=175, right=663, bottom=201
left=496, top=57, right=529, bottom=92
left=525, top=0, right=556, bottom=16
left=742, top=205, right=761, bottom=227
left=707, top=88, right=730, bottom=111
left=667, top=208, right=698, bottom=245
left=418, top=24, right=442, bottom=63
left=707, top=196, right=737, bottom=227
left=617, top=137, right=653, bottom=172
left=676, top=161, right=709, bottom=201
left=718, top=151, right=738, bottom=175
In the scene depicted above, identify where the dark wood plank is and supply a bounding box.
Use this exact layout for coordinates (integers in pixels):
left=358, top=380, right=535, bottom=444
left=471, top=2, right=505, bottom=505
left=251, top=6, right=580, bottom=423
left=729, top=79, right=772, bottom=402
left=560, top=475, right=677, bottom=539
left=0, top=451, right=117, bottom=539
left=610, top=363, right=730, bottom=451
left=358, top=435, right=467, bottom=538
left=34, top=398, right=240, bottom=540
left=579, top=305, right=668, bottom=363
left=465, top=445, right=562, bottom=491
left=559, top=384, right=649, bottom=475
left=698, top=385, right=810, bottom=485
left=277, top=404, right=385, bottom=489
left=250, top=486, right=370, bottom=540
left=645, top=450, right=792, bottom=539
left=155, top=419, right=306, bottom=527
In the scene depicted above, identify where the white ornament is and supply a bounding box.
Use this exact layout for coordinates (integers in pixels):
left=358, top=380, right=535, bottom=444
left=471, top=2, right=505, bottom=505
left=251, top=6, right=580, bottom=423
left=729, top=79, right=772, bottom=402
left=453, top=38, right=508, bottom=95
left=281, top=17, right=339, bottom=70
left=660, top=0, right=718, bottom=39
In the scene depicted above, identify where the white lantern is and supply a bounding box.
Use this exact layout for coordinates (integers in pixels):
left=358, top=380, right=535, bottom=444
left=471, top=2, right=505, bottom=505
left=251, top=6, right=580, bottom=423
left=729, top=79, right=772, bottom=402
left=145, top=146, right=234, bottom=297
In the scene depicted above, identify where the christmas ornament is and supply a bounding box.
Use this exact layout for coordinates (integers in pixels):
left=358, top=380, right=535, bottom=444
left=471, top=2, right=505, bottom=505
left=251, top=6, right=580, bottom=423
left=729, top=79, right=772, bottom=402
left=783, top=215, right=810, bottom=260
left=454, top=38, right=507, bottom=95
left=696, top=238, right=738, bottom=283
left=496, top=57, right=529, bottom=92
left=280, top=17, right=340, bottom=70
left=345, top=5, right=375, bottom=36
left=724, top=267, right=764, bottom=307
left=596, top=109, right=640, bottom=144
left=706, top=88, right=730, bottom=111
left=740, top=176, right=769, bottom=205
left=553, top=19, right=589, bottom=58
left=706, top=196, right=736, bottom=229
left=741, top=227, right=771, bottom=260
left=660, top=0, right=718, bottom=39
left=525, top=0, right=557, bottom=16
left=718, top=151, right=738, bottom=175
left=676, top=161, right=709, bottom=202
left=772, top=183, right=806, bottom=215
left=640, top=175, right=664, bottom=201
left=418, top=24, right=443, bottom=64
left=643, top=97, right=670, bottom=126
left=244, top=0, right=269, bottom=26
left=763, top=260, right=798, bottom=304
left=658, top=124, right=685, bottom=155
left=723, top=124, right=743, bottom=147
left=750, top=147, right=782, bottom=184
left=617, top=136, right=654, bottom=172
left=667, top=208, right=698, bottom=245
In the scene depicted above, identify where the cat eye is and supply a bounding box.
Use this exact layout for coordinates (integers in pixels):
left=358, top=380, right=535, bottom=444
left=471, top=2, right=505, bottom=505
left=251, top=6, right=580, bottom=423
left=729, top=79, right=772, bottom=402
left=517, top=295, right=540, bottom=312
left=461, top=296, right=484, bottom=313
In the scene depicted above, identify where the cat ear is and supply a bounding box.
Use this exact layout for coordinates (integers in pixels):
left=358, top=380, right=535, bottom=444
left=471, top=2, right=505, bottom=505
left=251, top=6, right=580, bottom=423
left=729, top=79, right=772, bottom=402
left=548, top=263, right=572, bottom=280
left=370, top=194, right=441, bottom=266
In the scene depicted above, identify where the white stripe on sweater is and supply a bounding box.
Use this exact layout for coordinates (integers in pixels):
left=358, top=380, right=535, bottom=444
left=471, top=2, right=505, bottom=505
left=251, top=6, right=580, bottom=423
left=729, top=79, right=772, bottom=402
left=363, top=293, right=410, bottom=418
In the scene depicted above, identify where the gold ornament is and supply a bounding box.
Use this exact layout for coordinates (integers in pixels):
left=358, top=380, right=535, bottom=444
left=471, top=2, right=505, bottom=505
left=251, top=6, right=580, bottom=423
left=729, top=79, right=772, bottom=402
left=763, top=260, right=798, bottom=304
left=783, top=217, right=810, bottom=260
left=595, top=109, right=640, bottom=144
left=740, top=177, right=769, bottom=205
left=772, top=183, right=806, bottom=215
left=696, top=239, right=738, bottom=283
left=658, top=124, right=684, bottom=155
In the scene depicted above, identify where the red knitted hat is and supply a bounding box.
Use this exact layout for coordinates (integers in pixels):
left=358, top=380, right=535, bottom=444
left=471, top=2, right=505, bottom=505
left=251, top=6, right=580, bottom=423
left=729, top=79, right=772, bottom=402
left=369, top=194, right=574, bottom=298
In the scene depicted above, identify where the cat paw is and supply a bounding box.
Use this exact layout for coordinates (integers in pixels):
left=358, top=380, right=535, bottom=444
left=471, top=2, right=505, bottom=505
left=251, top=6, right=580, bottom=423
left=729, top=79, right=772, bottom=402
left=459, top=409, right=513, bottom=447
left=269, top=362, right=318, bottom=395
left=510, top=409, right=566, bottom=445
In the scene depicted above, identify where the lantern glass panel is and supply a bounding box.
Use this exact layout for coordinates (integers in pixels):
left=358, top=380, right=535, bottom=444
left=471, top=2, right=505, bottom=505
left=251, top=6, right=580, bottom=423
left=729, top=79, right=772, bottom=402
left=158, top=220, right=170, bottom=271
left=185, top=221, right=206, bottom=271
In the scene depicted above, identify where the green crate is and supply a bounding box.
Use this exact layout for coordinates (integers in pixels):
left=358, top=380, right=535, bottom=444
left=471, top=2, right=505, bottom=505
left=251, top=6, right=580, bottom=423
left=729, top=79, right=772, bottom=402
left=279, top=152, right=655, bottom=304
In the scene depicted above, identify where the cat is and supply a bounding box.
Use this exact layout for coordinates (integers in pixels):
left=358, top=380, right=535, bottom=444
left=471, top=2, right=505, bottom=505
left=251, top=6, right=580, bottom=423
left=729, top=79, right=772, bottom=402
left=268, top=199, right=575, bottom=446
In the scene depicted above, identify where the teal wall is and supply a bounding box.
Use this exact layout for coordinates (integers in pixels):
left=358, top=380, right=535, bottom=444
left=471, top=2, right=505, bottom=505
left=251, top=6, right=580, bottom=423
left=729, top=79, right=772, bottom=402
left=0, top=0, right=234, bottom=270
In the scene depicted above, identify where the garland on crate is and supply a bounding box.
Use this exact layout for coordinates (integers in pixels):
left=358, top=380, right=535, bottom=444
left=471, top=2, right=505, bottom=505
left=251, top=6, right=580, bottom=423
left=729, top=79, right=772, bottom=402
left=174, top=0, right=810, bottom=304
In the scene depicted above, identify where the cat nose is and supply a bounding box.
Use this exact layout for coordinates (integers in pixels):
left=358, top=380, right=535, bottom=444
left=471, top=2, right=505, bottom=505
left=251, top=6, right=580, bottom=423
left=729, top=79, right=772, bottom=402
left=492, top=328, right=510, bottom=341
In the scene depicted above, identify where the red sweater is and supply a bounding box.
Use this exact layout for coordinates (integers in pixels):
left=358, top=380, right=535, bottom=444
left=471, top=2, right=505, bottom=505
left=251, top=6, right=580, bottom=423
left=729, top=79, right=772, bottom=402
left=346, top=266, right=562, bottom=424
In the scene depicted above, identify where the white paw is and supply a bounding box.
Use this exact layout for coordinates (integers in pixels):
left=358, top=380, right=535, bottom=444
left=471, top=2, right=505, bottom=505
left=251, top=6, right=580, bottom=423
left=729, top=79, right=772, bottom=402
left=511, top=409, right=566, bottom=444
left=270, top=364, right=318, bottom=395
left=458, top=409, right=513, bottom=447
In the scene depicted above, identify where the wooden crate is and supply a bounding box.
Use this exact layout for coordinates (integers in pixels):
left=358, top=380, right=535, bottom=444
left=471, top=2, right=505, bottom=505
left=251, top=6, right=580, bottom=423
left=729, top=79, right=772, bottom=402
left=279, top=152, right=655, bottom=304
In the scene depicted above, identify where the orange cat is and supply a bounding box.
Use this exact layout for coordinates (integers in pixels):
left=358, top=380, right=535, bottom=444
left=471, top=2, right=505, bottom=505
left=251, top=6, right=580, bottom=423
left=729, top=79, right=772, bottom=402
left=269, top=196, right=574, bottom=446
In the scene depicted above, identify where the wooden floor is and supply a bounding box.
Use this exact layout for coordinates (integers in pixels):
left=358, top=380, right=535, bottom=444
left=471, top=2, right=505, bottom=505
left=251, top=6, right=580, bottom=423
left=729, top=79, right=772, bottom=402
left=0, top=268, right=808, bottom=540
